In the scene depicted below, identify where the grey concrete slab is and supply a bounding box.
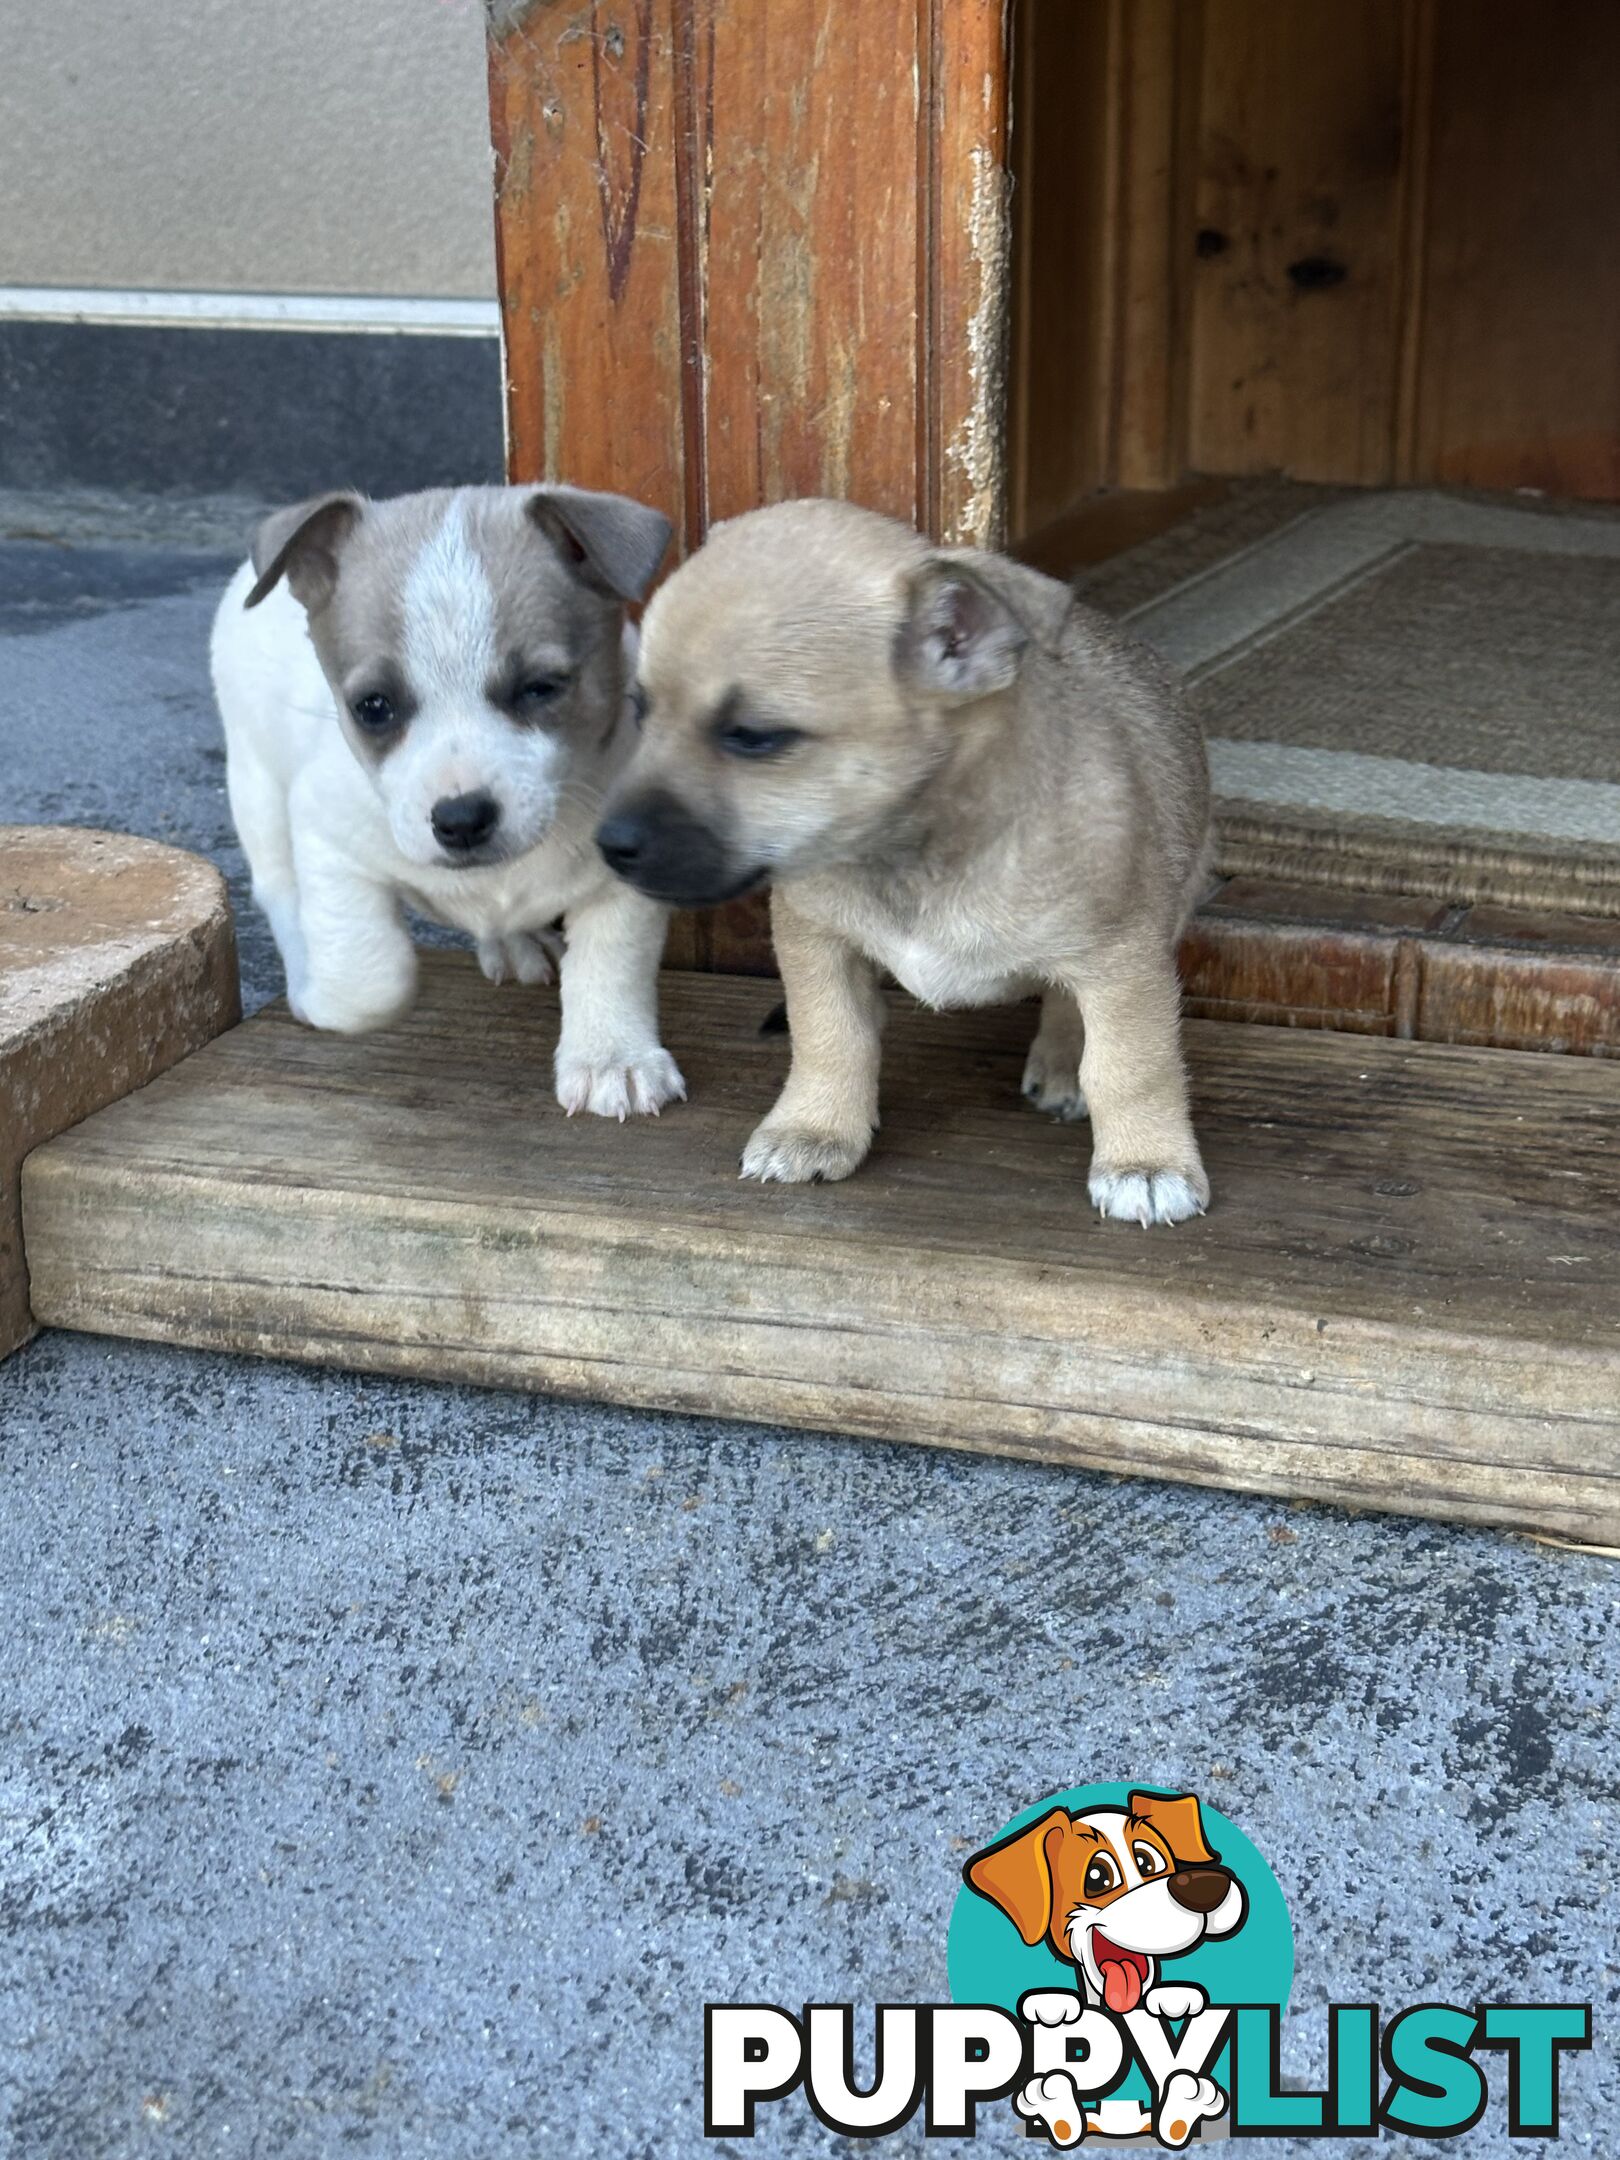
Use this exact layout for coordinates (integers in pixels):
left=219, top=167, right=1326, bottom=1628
left=0, top=502, right=1614, bottom=2158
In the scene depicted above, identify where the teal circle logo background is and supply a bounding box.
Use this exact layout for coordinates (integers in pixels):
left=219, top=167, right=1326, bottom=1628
left=947, top=1784, right=1293, bottom=2105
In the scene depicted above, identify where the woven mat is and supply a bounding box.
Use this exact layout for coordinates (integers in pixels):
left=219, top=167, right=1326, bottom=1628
left=1080, top=486, right=1620, bottom=915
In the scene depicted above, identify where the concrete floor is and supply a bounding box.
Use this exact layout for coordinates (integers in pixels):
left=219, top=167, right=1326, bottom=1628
left=1, top=491, right=1615, bottom=2157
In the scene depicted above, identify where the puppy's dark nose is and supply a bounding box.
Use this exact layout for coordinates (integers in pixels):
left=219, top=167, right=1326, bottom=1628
left=594, top=793, right=750, bottom=905
left=1167, top=1867, right=1230, bottom=1914
left=595, top=812, right=648, bottom=876
left=431, top=790, right=500, bottom=852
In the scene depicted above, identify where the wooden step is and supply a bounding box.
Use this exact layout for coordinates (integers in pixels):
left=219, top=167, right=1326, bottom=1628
left=0, top=826, right=239, bottom=1360
left=20, top=957, right=1620, bottom=1542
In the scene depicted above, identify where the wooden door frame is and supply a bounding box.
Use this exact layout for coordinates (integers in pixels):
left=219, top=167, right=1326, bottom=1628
left=487, top=1, right=1014, bottom=558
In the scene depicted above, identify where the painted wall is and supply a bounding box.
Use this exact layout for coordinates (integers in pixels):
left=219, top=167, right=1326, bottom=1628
left=0, top=0, right=497, bottom=300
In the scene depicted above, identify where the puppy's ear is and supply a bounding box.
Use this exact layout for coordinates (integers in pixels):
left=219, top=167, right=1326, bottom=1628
left=963, top=1807, right=1070, bottom=1946
left=246, top=491, right=364, bottom=612
left=898, top=551, right=1072, bottom=702
left=528, top=485, right=674, bottom=603
left=1127, top=1789, right=1217, bottom=1869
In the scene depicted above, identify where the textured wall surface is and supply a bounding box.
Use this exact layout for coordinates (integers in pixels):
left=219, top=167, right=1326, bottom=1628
left=0, top=0, right=496, bottom=298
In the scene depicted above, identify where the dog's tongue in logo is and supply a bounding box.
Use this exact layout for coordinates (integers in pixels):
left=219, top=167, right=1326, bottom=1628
left=1094, top=1934, right=1147, bottom=2014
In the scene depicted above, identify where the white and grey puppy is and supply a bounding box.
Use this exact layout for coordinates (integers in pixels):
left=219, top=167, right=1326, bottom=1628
left=596, top=498, right=1212, bottom=1221
left=211, top=483, right=686, bottom=1118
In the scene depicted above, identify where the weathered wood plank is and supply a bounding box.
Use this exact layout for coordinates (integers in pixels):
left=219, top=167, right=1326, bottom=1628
left=488, top=2, right=691, bottom=534
left=21, top=959, right=1620, bottom=1539
left=1417, top=906, right=1620, bottom=1056
left=0, top=828, right=239, bottom=1360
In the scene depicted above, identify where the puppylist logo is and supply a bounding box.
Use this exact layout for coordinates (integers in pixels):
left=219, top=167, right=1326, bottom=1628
left=706, top=1784, right=1592, bottom=2145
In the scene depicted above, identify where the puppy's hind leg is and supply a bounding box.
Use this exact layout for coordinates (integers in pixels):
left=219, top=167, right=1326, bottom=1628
left=225, top=740, right=309, bottom=1017
left=1022, top=986, right=1088, bottom=1121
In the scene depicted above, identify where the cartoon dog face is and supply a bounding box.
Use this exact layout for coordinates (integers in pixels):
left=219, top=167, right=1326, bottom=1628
left=965, top=1790, right=1247, bottom=2014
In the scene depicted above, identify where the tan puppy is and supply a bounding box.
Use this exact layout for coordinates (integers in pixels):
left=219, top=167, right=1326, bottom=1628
left=596, top=499, right=1212, bottom=1225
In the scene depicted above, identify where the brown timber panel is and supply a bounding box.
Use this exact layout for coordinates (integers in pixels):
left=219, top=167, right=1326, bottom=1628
left=1408, top=0, right=1620, bottom=500
left=1007, top=0, right=1117, bottom=533
left=700, top=5, right=916, bottom=521
left=488, top=3, right=690, bottom=530
left=491, top=0, right=1013, bottom=542
left=1417, top=907, right=1620, bottom=1056
left=1186, top=0, right=1410, bottom=486
left=933, top=0, right=1017, bottom=543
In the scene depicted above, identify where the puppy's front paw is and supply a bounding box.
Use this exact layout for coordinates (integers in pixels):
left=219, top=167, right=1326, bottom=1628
left=555, top=1045, right=686, bottom=1120
left=1019, top=1990, right=1086, bottom=2029
left=1089, top=1164, right=1209, bottom=1228
left=1154, top=2070, right=1225, bottom=2149
left=1015, top=2071, right=1088, bottom=2147
left=1144, top=1982, right=1207, bottom=2023
left=1021, top=1045, right=1089, bottom=1123
left=740, top=1120, right=871, bottom=1185
left=478, top=930, right=561, bottom=987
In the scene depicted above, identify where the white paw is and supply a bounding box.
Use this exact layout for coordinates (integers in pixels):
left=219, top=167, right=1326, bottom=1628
left=1015, top=2071, right=1088, bottom=2147
left=1021, top=1047, right=1089, bottom=1122
left=1144, top=1983, right=1207, bottom=2023
left=554, top=1044, right=686, bottom=1120
left=1154, top=2070, right=1225, bottom=2149
left=740, top=1120, right=872, bottom=1185
left=1019, top=1990, right=1086, bottom=2029
left=477, top=929, right=561, bottom=987
left=1089, top=1165, right=1209, bottom=1227
left=296, top=979, right=416, bottom=1035
left=1092, top=2099, right=1153, bottom=2139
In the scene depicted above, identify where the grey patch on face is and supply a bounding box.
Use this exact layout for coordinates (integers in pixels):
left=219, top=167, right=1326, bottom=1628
left=335, top=669, right=415, bottom=767
left=466, top=491, right=627, bottom=734
left=483, top=649, right=580, bottom=731
left=299, top=492, right=450, bottom=768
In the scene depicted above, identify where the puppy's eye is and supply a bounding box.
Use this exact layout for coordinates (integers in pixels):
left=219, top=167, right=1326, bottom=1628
left=513, top=674, right=569, bottom=713
left=1083, top=1856, right=1119, bottom=1898
left=1132, top=1843, right=1165, bottom=1878
left=351, top=692, right=397, bottom=733
left=717, top=722, right=804, bottom=760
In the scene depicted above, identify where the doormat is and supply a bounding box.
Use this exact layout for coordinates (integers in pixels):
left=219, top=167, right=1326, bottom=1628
left=1085, top=488, right=1620, bottom=917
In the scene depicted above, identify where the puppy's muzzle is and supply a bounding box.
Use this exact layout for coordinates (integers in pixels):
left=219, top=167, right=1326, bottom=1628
left=595, top=793, right=763, bottom=907
left=1166, top=1867, right=1231, bottom=1915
